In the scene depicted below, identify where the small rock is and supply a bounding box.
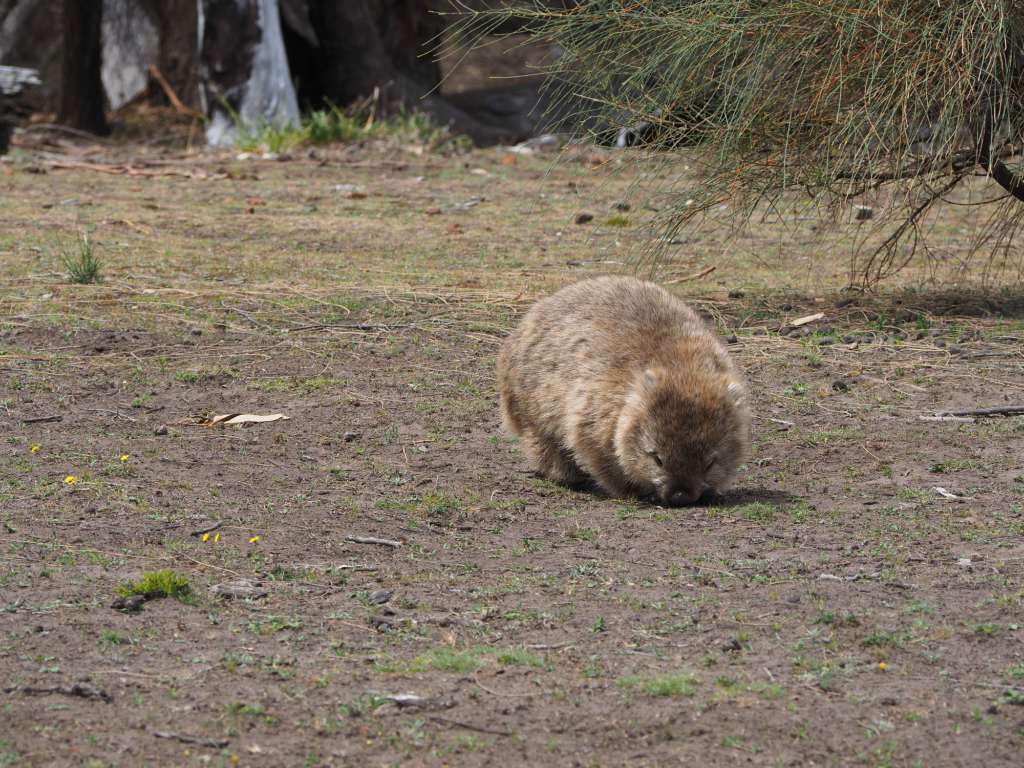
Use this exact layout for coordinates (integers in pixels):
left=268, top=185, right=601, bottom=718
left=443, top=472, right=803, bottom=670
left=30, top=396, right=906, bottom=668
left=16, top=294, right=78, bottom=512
left=831, top=380, right=850, bottom=392
left=853, top=204, right=874, bottom=221
left=190, top=328, right=202, bottom=336
left=111, top=595, right=146, bottom=613
left=575, top=212, right=594, bottom=225
left=612, top=201, right=630, bottom=211
left=720, top=637, right=742, bottom=653
left=842, top=334, right=858, bottom=344
left=727, top=289, right=745, bottom=299
left=817, top=336, right=836, bottom=346
left=725, top=334, right=738, bottom=344
left=211, top=580, right=268, bottom=599
left=834, top=297, right=857, bottom=309
left=343, top=431, right=360, bottom=443
left=334, top=183, right=366, bottom=198
left=880, top=696, right=899, bottom=706
left=956, top=557, right=972, bottom=569
left=154, top=425, right=169, bottom=436
left=367, top=589, right=393, bottom=605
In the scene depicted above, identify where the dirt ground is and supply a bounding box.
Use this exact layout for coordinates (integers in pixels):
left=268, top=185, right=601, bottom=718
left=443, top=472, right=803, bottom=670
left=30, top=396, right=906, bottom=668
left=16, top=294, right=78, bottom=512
left=1, top=127, right=1023, bottom=768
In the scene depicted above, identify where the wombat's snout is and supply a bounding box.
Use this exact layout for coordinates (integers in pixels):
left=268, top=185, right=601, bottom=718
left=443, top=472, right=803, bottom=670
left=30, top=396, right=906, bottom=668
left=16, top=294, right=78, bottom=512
left=661, top=484, right=704, bottom=507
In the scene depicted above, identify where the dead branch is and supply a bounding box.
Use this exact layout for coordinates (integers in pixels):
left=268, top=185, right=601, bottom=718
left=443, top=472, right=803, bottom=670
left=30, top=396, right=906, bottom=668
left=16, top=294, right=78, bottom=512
left=152, top=731, right=229, bottom=748
left=932, top=405, right=1024, bottom=418
left=147, top=65, right=203, bottom=119
left=345, top=535, right=403, bottom=548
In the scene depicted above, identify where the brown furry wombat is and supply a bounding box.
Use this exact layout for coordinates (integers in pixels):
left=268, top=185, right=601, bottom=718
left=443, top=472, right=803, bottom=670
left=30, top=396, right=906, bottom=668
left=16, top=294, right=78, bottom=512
left=497, top=276, right=750, bottom=506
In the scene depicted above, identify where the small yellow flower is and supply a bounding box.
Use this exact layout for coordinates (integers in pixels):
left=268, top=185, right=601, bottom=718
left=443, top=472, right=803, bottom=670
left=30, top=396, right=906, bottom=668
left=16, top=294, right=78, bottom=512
left=64, top=475, right=77, bottom=485
left=120, top=454, right=129, bottom=463
left=249, top=535, right=260, bottom=544
left=30, top=445, right=40, bottom=454
left=878, top=662, right=887, bottom=671
left=202, top=532, right=210, bottom=542
left=214, top=532, right=221, bottom=543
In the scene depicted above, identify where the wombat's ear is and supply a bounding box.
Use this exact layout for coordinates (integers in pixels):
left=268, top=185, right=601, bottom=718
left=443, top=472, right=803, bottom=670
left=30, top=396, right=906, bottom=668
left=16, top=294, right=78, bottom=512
left=726, top=380, right=746, bottom=404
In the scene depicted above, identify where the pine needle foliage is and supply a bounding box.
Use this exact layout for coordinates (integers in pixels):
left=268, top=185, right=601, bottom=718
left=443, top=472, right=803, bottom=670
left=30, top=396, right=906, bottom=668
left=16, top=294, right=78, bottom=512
left=455, top=1, right=1024, bottom=285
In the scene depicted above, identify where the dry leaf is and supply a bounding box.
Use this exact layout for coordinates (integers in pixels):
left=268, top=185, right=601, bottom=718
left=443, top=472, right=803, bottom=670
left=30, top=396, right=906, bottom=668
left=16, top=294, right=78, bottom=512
left=791, top=312, right=825, bottom=327
left=204, top=413, right=289, bottom=427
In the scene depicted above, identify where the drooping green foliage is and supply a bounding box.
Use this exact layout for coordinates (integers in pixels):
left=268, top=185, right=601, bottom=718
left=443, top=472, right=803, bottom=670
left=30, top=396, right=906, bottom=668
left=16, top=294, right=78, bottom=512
left=456, top=1, right=1024, bottom=284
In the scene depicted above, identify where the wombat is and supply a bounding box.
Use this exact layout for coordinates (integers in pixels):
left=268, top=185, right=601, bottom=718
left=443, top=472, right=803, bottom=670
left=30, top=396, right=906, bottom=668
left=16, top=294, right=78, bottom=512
left=497, top=276, right=750, bottom=505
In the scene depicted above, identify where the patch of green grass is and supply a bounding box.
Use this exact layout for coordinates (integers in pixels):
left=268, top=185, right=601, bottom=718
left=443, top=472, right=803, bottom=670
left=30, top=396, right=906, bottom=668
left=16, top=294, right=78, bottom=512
left=618, top=671, right=698, bottom=698
left=731, top=502, right=776, bottom=523
left=495, top=646, right=545, bottom=668
left=410, top=646, right=488, bottom=674
left=930, top=458, right=979, bottom=474
left=861, top=630, right=911, bottom=648
left=605, top=214, right=631, bottom=227
left=98, top=629, right=129, bottom=647
left=59, top=233, right=102, bottom=284
left=116, top=570, right=192, bottom=603
left=235, top=106, right=469, bottom=154
left=338, top=693, right=389, bottom=718
left=806, top=427, right=859, bottom=446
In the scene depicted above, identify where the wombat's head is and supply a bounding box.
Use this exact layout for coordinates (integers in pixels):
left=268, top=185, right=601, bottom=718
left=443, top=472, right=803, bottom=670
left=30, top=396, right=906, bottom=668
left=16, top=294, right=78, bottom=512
left=614, top=367, right=750, bottom=506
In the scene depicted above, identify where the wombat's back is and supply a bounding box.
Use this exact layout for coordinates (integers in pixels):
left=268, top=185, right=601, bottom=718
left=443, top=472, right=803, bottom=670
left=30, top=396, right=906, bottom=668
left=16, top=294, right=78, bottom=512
left=498, top=276, right=709, bottom=403
left=497, top=276, right=748, bottom=504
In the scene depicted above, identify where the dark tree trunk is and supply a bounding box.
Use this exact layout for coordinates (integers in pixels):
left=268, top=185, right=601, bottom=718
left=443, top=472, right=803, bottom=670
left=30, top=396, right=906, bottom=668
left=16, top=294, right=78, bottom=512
left=290, top=0, right=518, bottom=145
left=141, top=0, right=201, bottom=109
left=58, top=0, right=109, bottom=134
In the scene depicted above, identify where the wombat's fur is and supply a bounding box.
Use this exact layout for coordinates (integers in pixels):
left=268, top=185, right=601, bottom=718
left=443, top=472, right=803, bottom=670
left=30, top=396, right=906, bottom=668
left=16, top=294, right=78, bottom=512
left=497, top=276, right=750, bottom=505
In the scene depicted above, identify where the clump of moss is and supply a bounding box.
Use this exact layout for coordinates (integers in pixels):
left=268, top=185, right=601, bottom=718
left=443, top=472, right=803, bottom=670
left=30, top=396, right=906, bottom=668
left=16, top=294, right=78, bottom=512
left=116, top=570, right=193, bottom=603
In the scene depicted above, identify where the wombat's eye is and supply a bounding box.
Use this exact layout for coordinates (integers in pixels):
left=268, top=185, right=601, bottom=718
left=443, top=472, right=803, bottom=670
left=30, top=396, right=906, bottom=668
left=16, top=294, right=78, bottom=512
left=704, top=457, right=716, bottom=472
left=648, top=451, right=663, bottom=467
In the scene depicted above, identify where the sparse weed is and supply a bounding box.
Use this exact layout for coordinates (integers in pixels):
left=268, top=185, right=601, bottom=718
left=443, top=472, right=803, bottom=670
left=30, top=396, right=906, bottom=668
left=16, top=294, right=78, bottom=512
left=60, top=233, right=102, bottom=284
left=116, top=570, right=193, bottom=603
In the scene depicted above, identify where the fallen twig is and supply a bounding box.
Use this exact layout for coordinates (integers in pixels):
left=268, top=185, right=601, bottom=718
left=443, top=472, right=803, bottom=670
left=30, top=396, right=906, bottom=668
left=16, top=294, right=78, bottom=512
left=932, top=405, right=1024, bottom=418
left=428, top=716, right=512, bottom=737
left=345, top=535, right=403, bottom=548
left=152, top=730, right=229, bottom=748
left=4, top=683, right=110, bottom=702
left=147, top=65, right=204, bottom=118
left=919, top=415, right=976, bottom=423
left=190, top=522, right=222, bottom=537
left=664, top=265, right=716, bottom=284
left=21, top=414, right=63, bottom=424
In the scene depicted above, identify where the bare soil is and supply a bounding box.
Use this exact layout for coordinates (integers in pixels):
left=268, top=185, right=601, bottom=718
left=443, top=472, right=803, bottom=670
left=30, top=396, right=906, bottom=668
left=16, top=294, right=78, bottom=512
left=1, top=130, right=1024, bottom=767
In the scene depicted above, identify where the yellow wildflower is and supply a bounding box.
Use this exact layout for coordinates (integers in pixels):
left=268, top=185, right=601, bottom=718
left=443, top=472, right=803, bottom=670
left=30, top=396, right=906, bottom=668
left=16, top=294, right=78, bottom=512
left=878, top=662, right=887, bottom=671
left=30, top=445, right=40, bottom=454
left=214, top=532, right=221, bottom=543
left=249, top=535, right=260, bottom=544
left=64, top=475, right=77, bottom=485
left=120, top=454, right=129, bottom=463
left=202, top=532, right=210, bottom=543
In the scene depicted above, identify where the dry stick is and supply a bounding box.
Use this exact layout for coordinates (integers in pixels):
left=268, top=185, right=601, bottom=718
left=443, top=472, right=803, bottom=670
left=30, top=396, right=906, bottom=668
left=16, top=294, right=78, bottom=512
left=20, top=414, right=63, bottom=424
left=147, top=65, right=204, bottom=118
left=4, top=683, right=111, bottom=702
left=428, top=716, right=512, bottom=737
left=664, top=265, right=716, bottom=285
left=933, top=406, right=1024, bottom=418
left=345, top=535, right=403, bottom=548
left=152, top=731, right=229, bottom=749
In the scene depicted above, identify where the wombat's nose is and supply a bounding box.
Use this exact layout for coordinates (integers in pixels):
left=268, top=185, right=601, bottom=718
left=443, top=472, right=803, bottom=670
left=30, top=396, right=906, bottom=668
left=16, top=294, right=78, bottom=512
left=664, top=487, right=702, bottom=507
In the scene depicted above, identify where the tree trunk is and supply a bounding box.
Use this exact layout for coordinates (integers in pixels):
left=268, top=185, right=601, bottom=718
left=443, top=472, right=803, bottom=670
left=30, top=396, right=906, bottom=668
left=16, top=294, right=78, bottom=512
left=294, top=0, right=517, bottom=145
left=58, top=0, right=109, bottom=134
left=141, top=0, right=200, bottom=109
